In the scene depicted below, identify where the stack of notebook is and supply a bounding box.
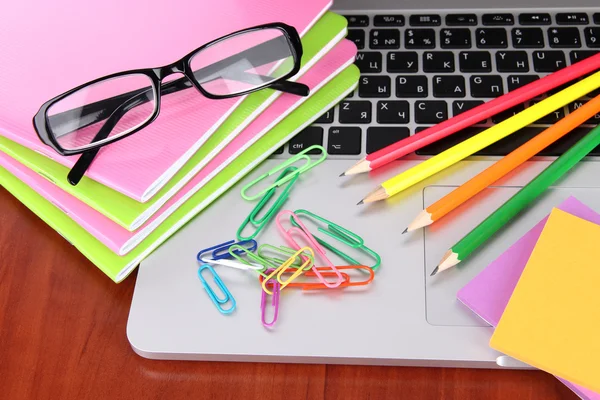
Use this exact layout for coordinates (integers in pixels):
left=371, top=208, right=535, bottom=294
left=0, top=0, right=359, bottom=282
left=458, top=197, right=600, bottom=399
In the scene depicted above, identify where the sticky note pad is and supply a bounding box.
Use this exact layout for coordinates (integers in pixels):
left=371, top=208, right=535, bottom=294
left=490, top=208, right=600, bottom=393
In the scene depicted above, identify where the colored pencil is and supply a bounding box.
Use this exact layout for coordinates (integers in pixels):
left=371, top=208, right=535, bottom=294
left=406, top=94, right=600, bottom=233
left=360, top=71, right=600, bottom=205
left=433, top=123, right=600, bottom=276
left=342, top=52, right=600, bottom=177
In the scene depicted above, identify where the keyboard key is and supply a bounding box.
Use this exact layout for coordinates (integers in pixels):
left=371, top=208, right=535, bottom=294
left=548, top=27, right=582, bottom=48
left=314, top=109, right=334, bottom=123
left=570, top=50, right=600, bottom=64
left=410, top=14, right=441, bottom=26
left=470, top=75, right=504, bottom=97
left=359, top=76, right=391, bottom=98
left=531, top=101, right=565, bottom=124
left=370, top=29, right=400, bottom=49
left=512, top=28, right=545, bottom=48
left=366, top=127, right=410, bottom=154
left=440, top=28, right=472, bottom=49
left=491, top=104, right=525, bottom=123
left=374, top=15, right=405, bottom=26
left=396, top=75, right=428, bottom=97
left=273, top=146, right=284, bottom=155
left=416, top=127, right=484, bottom=155
left=459, top=51, right=492, bottom=72
left=585, top=28, right=600, bottom=48
left=476, top=28, right=508, bottom=48
left=595, top=13, right=600, bottom=25
left=387, top=52, right=418, bottom=72
left=533, top=50, right=566, bottom=72
left=482, top=13, right=515, bottom=26
left=405, top=29, right=436, bottom=49
left=355, top=52, right=382, bottom=73
left=507, top=75, right=540, bottom=92
left=347, top=29, right=365, bottom=49
left=376, top=101, right=410, bottom=124
left=496, top=51, right=530, bottom=72
left=415, top=101, right=448, bottom=124
left=478, top=127, right=545, bottom=155
left=519, top=13, right=552, bottom=25
left=556, top=13, right=589, bottom=25
left=423, top=51, right=455, bottom=72
left=452, top=100, right=485, bottom=116
left=344, top=15, right=369, bottom=27
left=569, top=101, right=600, bottom=124
left=289, top=127, right=323, bottom=154
left=328, top=127, right=362, bottom=155
left=446, top=14, right=477, bottom=26
left=339, top=101, right=372, bottom=124
left=433, top=76, right=466, bottom=98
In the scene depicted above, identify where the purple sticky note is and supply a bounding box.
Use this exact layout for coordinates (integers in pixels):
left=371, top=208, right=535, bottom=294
left=458, top=196, right=600, bottom=400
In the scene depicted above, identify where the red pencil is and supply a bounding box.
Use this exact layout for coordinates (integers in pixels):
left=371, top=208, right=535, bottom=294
left=341, top=52, right=600, bottom=176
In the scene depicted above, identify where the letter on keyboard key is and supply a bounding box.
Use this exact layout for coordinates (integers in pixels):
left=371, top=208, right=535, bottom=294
left=387, top=52, right=419, bottom=72
left=569, top=101, right=600, bottom=124
left=571, top=50, right=600, bottom=64
left=405, top=29, right=436, bottom=49
left=346, top=29, right=365, bottom=50
left=314, top=108, right=334, bottom=124
left=533, top=50, right=566, bottom=72
left=355, top=52, right=382, bottom=73
left=328, top=127, right=362, bottom=155
left=548, top=27, right=582, bottom=48
left=532, top=101, right=565, bottom=124
left=440, top=28, right=472, bottom=49
left=396, top=76, right=428, bottom=98
left=512, top=28, right=545, bottom=48
left=289, top=127, right=324, bottom=154
left=377, top=101, right=410, bottom=124
left=584, top=28, right=600, bottom=48
left=470, top=75, right=504, bottom=97
left=423, top=51, right=455, bottom=72
left=476, top=28, right=508, bottom=48
left=370, top=29, right=401, bottom=49
left=459, top=51, right=492, bottom=72
left=491, top=104, right=525, bottom=123
left=496, top=51, right=529, bottom=72
left=415, top=101, right=448, bottom=124
left=433, top=76, right=466, bottom=98
left=359, top=76, right=391, bottom=98
left=452, top=100, right=487, bottom=123
left=507, top=75, right=539, bottom=92
left=339, top=101, right=372, bottom=124
left=366, top=127, right=410, bottom=154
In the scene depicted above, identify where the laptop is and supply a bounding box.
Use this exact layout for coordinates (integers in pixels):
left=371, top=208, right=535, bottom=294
left=127, top=0, right=600, bottom=368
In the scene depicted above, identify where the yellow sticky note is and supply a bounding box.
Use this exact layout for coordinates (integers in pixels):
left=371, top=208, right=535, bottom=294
left=490, top=208, right=600, bottom=392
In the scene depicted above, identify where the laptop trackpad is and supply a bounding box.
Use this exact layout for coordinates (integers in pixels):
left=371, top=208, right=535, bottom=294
left=423, top=185, right=600, bottom=327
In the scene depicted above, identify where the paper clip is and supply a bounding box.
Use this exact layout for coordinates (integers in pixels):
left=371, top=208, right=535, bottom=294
left=197, top=239, right=262, bottom=271
left=197, top=264, right=236, bottom=315
left=257, top=244, right=313, bottom=270
left=261, top=247, right=314, bottom=295
left=196, top=239, right=257, bottom=262
left=227, top=244, right=277, bottom=277
left=240, top=145, right=326, bottom=201
left=292, top=209, right=382, bottom=271
left=261, top=272, right=280, bottom=328
left=236, top=167, right=299, bottom=241
left=276, top=210, right=345, bottom=288
left=263, top=266, right=374, bottom=291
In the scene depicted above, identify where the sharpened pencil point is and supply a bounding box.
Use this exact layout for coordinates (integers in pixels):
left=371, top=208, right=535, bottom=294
left=356, top=199, right=364, bottom=206
left=402, top=228, right=408, bottom=234
left=430, top=266, right=439, bottom=276
left=339, top=172, right=346, bottom=177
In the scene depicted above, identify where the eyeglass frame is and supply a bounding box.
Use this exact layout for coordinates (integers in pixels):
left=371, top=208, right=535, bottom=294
left=32, top=22, right=305, bottom=176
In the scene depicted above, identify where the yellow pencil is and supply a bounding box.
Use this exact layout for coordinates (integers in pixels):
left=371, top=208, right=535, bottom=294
left=359, top=70, right=600, bottom=204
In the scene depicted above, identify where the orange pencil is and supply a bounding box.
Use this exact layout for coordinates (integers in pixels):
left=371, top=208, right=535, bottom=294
left=405, top=94, right=600, bottom=233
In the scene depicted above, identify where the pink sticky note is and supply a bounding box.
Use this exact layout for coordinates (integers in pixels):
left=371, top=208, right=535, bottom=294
left=458, top=196, right=600, bottom=400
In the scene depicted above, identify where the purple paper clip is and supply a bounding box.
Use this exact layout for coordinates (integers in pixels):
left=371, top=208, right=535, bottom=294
left=261, top=270, right=280, bottom=328
left=275, top=210, right=344, bottom=288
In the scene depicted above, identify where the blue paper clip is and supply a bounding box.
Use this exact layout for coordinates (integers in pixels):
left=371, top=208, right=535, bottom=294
left=196, top=239, right=258, bottom=262
left=240, top=145, right=326, bottom=201
left=197, top=264, right=236, bottom=315
left=236, top=167, right=299, bottom=241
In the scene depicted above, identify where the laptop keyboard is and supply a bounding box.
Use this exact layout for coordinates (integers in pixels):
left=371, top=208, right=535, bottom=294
left=277, top=11, right=600, bottom=159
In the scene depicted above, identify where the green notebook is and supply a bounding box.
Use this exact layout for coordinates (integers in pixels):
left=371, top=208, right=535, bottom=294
left=0, top=65, right=359, bottom=283
left=0, top=12, right=348, bottom=232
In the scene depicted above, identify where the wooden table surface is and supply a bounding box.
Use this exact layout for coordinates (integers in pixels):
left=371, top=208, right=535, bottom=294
left=0, top=186, right=579, bottom=400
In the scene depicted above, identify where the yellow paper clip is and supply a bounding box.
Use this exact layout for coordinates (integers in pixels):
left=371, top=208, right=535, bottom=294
left=261, top=246, right=315, bottom=295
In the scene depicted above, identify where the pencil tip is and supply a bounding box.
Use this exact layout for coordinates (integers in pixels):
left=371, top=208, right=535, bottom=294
left=356, top=199, right=364, bottom=206
left=339, top=172, right=346, bottom=177
left=402, top=228, right=408, bottom=235
left=430, top=266, right=439, bottom=276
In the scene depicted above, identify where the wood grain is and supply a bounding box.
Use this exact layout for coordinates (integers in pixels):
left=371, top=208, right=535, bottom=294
left=0, top=186, right=579, bottom=400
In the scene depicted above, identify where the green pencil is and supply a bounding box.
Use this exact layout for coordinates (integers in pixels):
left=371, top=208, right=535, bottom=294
left=433, top=123, right=600, bottom=276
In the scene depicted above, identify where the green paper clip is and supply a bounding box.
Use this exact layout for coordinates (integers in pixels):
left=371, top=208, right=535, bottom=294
left=291, top=209, right=382, bottom=271
left=257, top=244, right=314, bottom=271
left=228, top=244, right=275, bottom=278
left=236, top=167, right=299, bottom=241
left=240, top=145, right=326, bottom=201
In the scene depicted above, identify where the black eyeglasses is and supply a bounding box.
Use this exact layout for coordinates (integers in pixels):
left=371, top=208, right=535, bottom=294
left=33, top=22, right=308, bottom=186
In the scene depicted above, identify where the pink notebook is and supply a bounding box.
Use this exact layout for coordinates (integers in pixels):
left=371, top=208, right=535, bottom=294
left=458, top=196, right=600, bottom=400
left=0, top=40, right=356, bottom=255
left=0, top=0, right=331, bottom=201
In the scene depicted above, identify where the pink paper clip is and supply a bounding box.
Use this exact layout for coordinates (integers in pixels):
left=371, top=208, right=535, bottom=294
left=261, top=270, right=280, bottom=328
left=276, top=210, right=344, bottom=288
